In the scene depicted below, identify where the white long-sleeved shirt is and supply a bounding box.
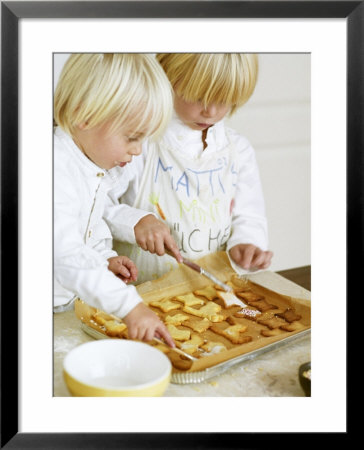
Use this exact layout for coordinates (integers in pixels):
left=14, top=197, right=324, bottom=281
left=106, top=116, right=268, bottom=282
left=53, top=127, right=148, bottom=317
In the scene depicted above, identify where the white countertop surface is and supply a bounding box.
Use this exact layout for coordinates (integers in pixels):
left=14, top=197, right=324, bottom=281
left=54, top=270, right=310, bottom=397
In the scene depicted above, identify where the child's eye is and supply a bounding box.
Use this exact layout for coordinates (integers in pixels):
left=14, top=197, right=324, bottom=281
left=127, top=136, right=139, bottom=142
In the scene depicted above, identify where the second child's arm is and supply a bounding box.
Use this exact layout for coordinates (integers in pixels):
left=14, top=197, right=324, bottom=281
left=227, top=133, right=272, bottom=270
left=124, top=303, right=175, bottom=347
left=54, top=157, right=143, bottom=319
left=134, top=214, right=183, bottom=263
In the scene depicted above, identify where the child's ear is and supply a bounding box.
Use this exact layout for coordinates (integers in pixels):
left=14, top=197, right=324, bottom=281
left=77, top=122, right=89, bottom=130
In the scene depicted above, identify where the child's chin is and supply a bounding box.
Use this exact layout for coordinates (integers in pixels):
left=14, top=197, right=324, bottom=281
left=193, top=122, right=212, bottom=130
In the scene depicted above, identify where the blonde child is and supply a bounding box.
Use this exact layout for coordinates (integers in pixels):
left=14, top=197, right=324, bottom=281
left=107, top=53, right=273, bottom=284
left=54, top=53, right=179, bottom=345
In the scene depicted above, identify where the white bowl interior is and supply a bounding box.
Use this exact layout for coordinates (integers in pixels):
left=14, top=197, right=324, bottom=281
left=63, top=340, right=171, bottom=390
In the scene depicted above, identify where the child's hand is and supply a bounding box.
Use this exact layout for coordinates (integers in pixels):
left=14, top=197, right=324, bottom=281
left=229, top=244, right=273, bottom=271
left=134, top=214, right=183, bottom=263
left=123, top=303, right=175, bottom=347
left=108, top=256, right=138, bottom=283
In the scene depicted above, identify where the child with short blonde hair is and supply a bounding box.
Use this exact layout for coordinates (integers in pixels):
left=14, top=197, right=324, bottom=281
left=54, top=53, right=177, bottom=345
left=108, top=53, right=272, bottom=284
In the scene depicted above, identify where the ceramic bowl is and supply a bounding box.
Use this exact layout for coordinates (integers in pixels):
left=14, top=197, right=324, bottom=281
left=63, top=340, right=171, bottom=397
left=298, top=361, right=311, bottom=397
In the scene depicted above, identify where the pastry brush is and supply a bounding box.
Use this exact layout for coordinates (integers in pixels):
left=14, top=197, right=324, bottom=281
left=180, top=257, right=234, bottom=292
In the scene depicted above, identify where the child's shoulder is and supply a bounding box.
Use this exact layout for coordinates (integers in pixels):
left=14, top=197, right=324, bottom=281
left=54, top=127, right=82, bottom=177
left=54, top=129, right=73, bottom=163
left=54, top=127, right=68, bottom=156
left=223, top=123, right=253, bottom=153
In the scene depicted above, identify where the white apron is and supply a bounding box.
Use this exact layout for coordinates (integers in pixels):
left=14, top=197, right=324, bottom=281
left=115, top=136, right=238, bottom=284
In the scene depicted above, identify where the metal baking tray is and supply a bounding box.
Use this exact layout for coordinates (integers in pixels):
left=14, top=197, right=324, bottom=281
left=80, top=322, right=311, bottom=384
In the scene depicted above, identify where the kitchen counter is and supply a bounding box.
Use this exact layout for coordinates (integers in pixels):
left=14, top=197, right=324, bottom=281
left=54, top=270, right=311, bottom=397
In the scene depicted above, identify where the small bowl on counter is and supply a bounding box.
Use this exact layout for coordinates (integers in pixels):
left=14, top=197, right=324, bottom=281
left=298, top=361, right=311, bottom=396
left=63, top=339, right=171, bottom=397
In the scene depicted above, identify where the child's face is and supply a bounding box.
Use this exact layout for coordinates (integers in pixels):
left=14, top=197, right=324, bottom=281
left=174, top=93, right=231, bottom=131
left=74, top=121, right=144, bottom=170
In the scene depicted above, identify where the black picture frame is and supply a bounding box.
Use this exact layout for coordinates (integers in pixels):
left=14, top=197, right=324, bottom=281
left=1, top=1, right=360, bottom=448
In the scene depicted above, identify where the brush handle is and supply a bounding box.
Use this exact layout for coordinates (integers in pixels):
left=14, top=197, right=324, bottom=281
left=182, top=258, right=233, bottom=292
left=153, top=338, right=196, bottom=361
left=166, top=249, right=232, bottom=292
left=181, top=258, right=202, bottom=273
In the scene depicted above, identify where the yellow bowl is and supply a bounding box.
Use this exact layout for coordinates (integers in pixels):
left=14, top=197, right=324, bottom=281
left=63, top=340, right=171, bottom=397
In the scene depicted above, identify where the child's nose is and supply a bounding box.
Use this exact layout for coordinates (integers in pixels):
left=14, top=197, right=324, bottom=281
left=130, top=142, right=142, bottom=156
left=202, top=104, right=217, bottom=117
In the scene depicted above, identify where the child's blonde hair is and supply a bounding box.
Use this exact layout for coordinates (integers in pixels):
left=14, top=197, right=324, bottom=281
left=156, top=53, right=258, bottom=115
left=54, top=53, right=173, bottom=139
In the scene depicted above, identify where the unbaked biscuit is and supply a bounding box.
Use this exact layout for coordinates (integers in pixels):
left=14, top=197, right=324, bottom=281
left=216, top=290, right=248, bottom=308
left=92, top=311, right=110, bottom=326
left=194, top=285, right=218, bottom=301
left=183, top=317, right=212, bottom=333
left=150, top=298, right=181, bottom=312
left=276, top=308, right=302, bottom=323
left=236, top=291, right=265, bottom=302
left=257, top=316, right=287, bottom=329
left=247, top=299, right=278, bottom=312
left=103, top=320, right=127, bottom=337
left=183, top=302, right=225, bottom=322
left=164, top=313, right=190, bottom=326
left=175, top=293, right=205, bottom=306
left=260, top=328, right=285, bottom=337
left=177, top=334, right=204, bottom=355
left=211, top=324, right=252, bottom=345
left=168, top=354, right=194, bottom=371
left=166, top=324, right=191, bottom=341
left=201, top=341, right=227, bottom=354
left=280, top=321, right=305, bottom=332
